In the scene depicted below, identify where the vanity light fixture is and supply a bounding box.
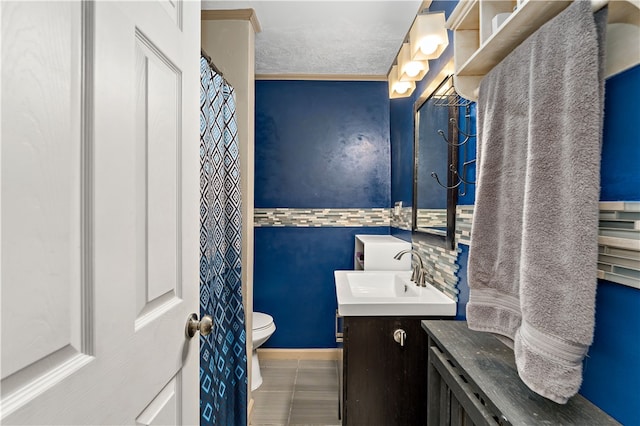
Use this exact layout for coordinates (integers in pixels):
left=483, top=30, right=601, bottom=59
left=397, top=42, right=429, bottom=82
left=409, top=11, right=448, bottom=61
left=388, top=65, right=416, bottom=99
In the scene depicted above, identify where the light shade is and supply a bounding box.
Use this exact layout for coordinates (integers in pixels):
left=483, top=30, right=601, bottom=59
left=388, top=65, right=415, bottom=99
left=397, top=42, right=429, bottom=82
left=410, top=12, right=449, bottom=61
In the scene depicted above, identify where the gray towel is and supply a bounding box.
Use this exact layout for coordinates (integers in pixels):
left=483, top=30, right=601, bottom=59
left=467, top=0, right=608, bottom=404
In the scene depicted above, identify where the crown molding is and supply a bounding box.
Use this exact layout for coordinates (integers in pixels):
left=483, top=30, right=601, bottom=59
left=201, top=9, right=261, bottom=33
left=255, top=73, right=387, bottom=82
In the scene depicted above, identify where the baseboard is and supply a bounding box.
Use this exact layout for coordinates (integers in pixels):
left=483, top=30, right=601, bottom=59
left=248, top=397, right=254, bottom=424
left=256, top=348, right=341, bottom=360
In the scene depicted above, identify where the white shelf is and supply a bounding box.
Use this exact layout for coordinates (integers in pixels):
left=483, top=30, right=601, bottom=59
left=354, top=235, right=411, bottom=271
left=447, top=0, right=640, bottom=101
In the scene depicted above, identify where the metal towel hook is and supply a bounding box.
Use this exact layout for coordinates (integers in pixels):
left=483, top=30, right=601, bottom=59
left=431, top=103, right=477, bottom=196
left=437, top=117, right=475, bottom=146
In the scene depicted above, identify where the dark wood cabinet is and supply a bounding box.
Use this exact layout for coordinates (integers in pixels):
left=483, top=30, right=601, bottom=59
left=342, top=316, right=435, bottom=425
left=422, top=320, right=620, bottom=426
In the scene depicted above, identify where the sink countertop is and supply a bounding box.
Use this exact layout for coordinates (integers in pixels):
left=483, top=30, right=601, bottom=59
left=335, top=270, right=456, bottom=317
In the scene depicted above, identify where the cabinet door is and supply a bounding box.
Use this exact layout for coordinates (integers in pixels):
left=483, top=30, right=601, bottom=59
left=343, top=317, right=429, bottom=425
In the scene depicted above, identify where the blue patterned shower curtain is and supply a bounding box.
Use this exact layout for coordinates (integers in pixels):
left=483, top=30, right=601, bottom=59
left=199, top=55, right=247, bottom=426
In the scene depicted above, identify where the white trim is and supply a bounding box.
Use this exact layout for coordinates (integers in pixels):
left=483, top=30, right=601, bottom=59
left=256, top=348, right=341, bottom=361
left=255, top=73, right=387, bottom=82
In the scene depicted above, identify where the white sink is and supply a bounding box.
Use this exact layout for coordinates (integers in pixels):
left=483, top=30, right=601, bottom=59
left=335, top=270, right=456, bottom=316
left=346, top=272, right=421, bottom=298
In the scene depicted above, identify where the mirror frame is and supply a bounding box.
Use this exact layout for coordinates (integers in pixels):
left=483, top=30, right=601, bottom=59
left=412, top=75, right=458, bottom=250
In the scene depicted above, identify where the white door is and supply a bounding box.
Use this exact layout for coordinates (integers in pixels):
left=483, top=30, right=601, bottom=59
left=1, top=1, right=201, bottom=424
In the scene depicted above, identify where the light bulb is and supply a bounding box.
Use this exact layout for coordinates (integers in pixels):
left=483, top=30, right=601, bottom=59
left=419, top=35, right=441, bottom=55
left=394, top=81, right=411, bottom=94
left=404, top=62, right=423, bottom=78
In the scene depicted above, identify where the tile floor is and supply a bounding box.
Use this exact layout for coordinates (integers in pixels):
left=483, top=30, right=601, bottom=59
left=251, top=359, right=341, bottom=425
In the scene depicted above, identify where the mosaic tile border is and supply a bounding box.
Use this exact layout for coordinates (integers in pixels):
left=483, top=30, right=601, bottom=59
left=254, top=208, right=391, bottom=227
left=391, top=206, right=412, bottom=231
left=455, top=205, right=474, bottom=246
left=390, top=208, right=450, bottom=231
left=416, top=209, right=447, bottom=229
left=455, top=203, right=640, bottom=290
left=597, top=202, right=640, bottom=289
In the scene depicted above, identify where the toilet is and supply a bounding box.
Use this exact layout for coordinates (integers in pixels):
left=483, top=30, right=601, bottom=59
left=251, top=311, right=276, bottom=391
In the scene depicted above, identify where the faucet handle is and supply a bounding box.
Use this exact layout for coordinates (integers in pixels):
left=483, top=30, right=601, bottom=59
left=410, top=265, right=420, bottom=283
left=417, top=269, right=426, bottom=287
left=418, top=268, right=433, bottom=287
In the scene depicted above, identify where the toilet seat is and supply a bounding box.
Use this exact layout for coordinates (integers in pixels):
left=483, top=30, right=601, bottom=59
left=253, top=312, right=273, bottom=331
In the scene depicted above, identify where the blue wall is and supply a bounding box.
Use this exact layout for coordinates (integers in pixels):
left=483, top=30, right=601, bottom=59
left=390, top=95, right=414, bottom=210
left=254, top=81, right=391, bottom=348
left=390, top=95, right=413, bottom=243
left=255, top=81, right=390, bottom=208
left=254, top=227, right=389, bottom=348
left=579, top=65, right=640, bottom=426
left=600, top=66, right=640, bottom=200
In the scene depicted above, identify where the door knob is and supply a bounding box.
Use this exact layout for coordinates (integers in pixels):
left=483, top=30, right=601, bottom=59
left=185, top=313, right=213, bottom=338
left=393, top=329, right=406, bottom=347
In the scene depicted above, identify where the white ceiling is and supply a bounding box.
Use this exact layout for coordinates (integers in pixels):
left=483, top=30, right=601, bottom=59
left=201, top=1, right=424, bottom=77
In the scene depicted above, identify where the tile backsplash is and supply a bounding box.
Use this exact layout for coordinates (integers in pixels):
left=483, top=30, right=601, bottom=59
left=254, top=208, right=391, bottom=227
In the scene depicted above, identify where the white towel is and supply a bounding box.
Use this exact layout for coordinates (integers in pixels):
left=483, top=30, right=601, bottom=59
left=467, top=0, right=608, bottom=404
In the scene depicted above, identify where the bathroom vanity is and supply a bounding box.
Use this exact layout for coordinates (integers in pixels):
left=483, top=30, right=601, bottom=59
left=341, top=316, right=442, bottom=425
left=334, top=270, right=456, bottom=424
left=421, top=320, right=620, bottom=425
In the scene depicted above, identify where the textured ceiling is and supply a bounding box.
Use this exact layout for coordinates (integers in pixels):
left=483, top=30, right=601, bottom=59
left=201, top=1, right=423, bottom=77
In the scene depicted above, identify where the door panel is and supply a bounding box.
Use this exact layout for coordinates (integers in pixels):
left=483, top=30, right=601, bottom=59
left=1, top=1, right=200, bottom=423
left=159, top=0, right=183, bottom=30
left=134, top=30, right=182, bottom=326
left=1, top=0, right=92, bottom=408
left=136, top=373, right=181, bottom=426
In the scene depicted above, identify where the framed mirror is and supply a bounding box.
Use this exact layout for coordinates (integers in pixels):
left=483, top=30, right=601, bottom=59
left=412, top=75, right=459, bottom=250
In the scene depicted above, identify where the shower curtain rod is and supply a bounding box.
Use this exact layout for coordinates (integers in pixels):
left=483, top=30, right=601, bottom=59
left=201, top=48, right=224, bottom=77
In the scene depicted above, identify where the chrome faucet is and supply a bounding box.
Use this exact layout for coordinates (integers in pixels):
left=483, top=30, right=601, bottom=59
left=394, top=249, right=428, bottom=287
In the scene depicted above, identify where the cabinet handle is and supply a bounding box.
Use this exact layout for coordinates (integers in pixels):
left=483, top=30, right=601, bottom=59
left=393, top=329, right=406, bottom=347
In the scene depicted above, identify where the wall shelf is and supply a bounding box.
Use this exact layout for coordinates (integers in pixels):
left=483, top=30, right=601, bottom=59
left=354, top=235, right=411, bottom=271
left=447, top=0, right=640, bottom=101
